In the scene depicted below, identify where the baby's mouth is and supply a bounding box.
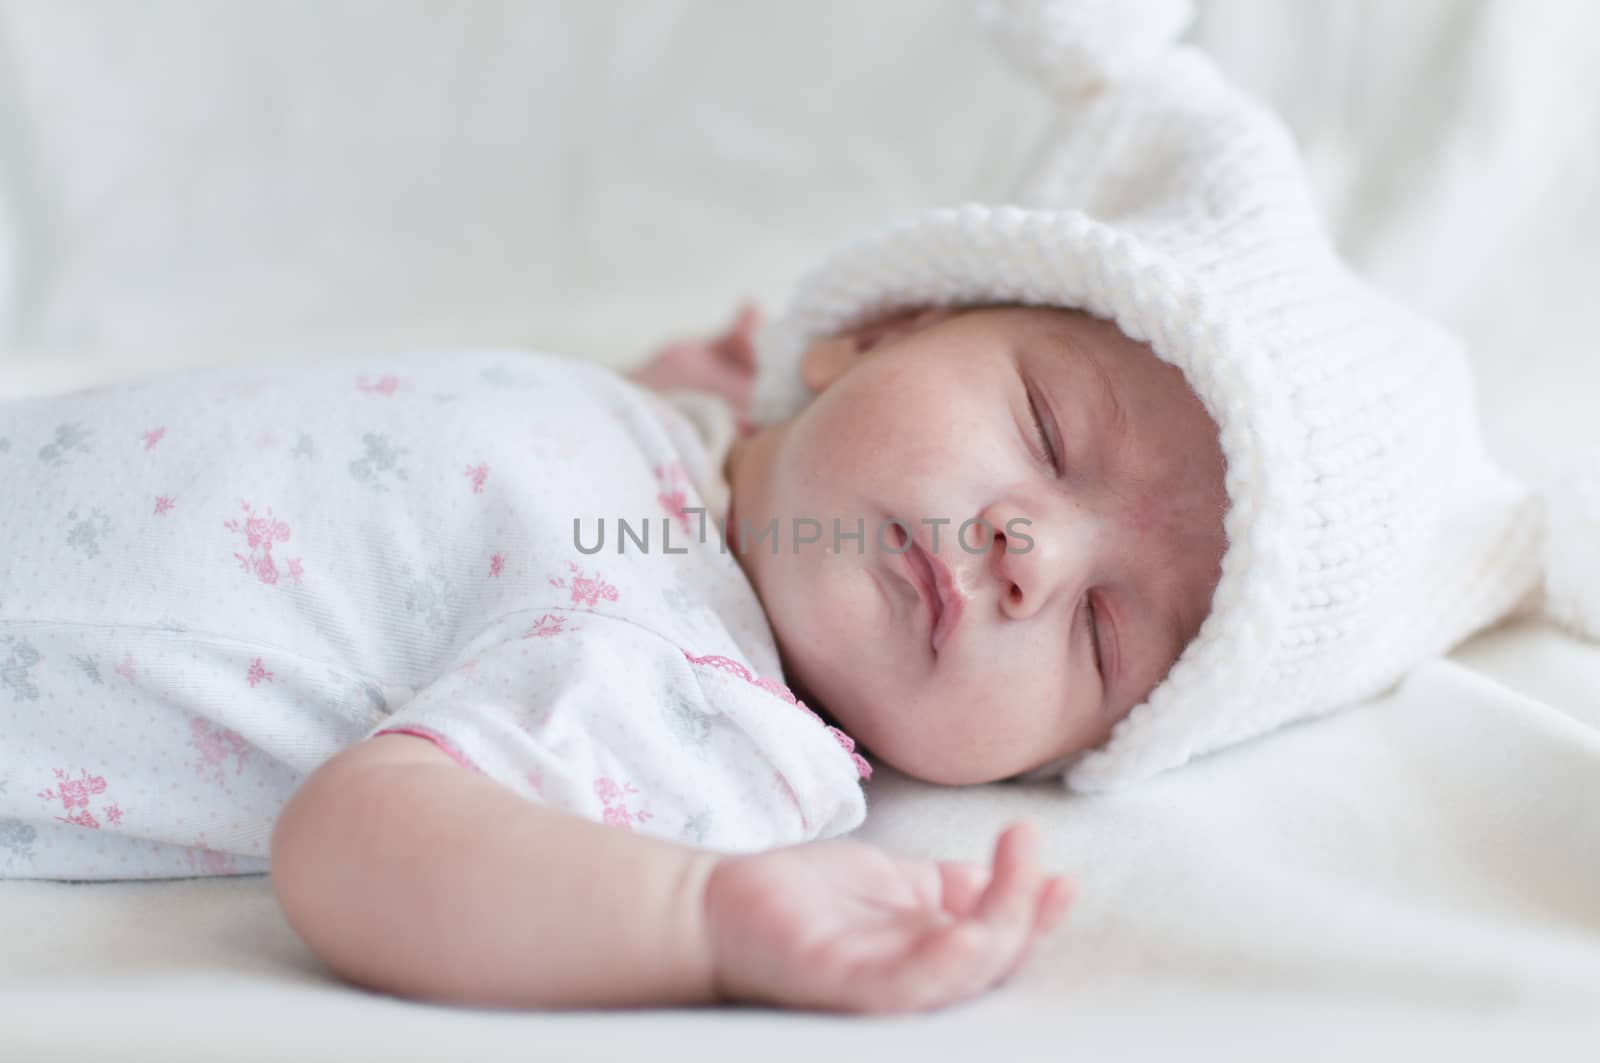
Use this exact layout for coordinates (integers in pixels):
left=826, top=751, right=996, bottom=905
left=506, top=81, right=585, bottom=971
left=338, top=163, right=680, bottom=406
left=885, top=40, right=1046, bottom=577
left=888, top=522, right=961, bottom=656
left=904, top=541, right=944, bottom=644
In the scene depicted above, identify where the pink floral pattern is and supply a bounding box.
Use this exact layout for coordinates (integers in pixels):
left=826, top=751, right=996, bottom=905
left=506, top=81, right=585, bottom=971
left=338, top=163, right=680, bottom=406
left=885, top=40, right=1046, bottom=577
left=355, top=374, right=401, bottom=396
left=141, top=426, right=166, bottom=451
left=37, top=768, right=124, bottom=830
left=246, top=658, right=274, bottom=687
left=183, top=842, right=239, bottom=876
left=489, top=553, right=505, bottom=578
left=594, top=777, right=652, bottom=830
left=223, top=499, right=303, bottom=587
left=113, top=654, right=137, bottom=683
left=548, top=562, right=619, bottom=609
left=153, top=495, right=176, bottom=516
left=523, top=613, right=574, bottom=639
left=654, top=463, right=692, bottom=534
left=464, top=462, right=490, bottom=494
left=188, top=718, right=252, bottom=793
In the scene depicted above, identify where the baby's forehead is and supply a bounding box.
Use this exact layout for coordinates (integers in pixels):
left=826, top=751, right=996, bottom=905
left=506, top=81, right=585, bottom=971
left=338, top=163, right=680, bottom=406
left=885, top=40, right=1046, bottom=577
left=953, top=307, right=1229, bottom=540
left=1034, top=313, right=1229, bottom=538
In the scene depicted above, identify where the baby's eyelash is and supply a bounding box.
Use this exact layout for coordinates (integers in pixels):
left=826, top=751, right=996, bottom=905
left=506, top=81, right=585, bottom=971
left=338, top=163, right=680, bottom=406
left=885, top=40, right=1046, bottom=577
left=1086, top=596, right=1104, bottom=676
left=1025, top=380, right=1060, bottom=474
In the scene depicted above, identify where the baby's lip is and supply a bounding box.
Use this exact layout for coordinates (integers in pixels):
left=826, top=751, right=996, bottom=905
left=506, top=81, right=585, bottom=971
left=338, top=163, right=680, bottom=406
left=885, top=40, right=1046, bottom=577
left=904, top=537, right=964, bottom=655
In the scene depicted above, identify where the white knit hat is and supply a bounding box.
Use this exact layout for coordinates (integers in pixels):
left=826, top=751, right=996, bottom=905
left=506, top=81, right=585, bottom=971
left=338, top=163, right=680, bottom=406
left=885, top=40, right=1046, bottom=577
left=749, top=0, right=1598, bottom=792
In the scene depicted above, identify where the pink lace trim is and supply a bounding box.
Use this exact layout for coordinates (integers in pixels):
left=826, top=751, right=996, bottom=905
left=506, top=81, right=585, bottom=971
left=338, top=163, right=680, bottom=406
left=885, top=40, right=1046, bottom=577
left=680, top=651, right=873, bottom=780
left=373, top=726, right=482, bottom=772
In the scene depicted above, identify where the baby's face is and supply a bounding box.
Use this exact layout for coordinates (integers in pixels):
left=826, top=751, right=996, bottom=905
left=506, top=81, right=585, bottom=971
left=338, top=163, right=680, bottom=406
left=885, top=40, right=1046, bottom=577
left=724, top=306, right=1227, bottom=785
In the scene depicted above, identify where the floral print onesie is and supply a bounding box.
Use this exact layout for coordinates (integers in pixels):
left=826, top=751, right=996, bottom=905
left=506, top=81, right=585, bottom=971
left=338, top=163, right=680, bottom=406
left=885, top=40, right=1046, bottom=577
left=0, top=351, right=870, bottom=880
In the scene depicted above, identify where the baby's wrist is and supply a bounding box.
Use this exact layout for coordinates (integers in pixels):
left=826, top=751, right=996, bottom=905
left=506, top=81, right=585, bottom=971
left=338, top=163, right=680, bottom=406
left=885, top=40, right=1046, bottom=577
left=679, top=849, right=727, bottom=1005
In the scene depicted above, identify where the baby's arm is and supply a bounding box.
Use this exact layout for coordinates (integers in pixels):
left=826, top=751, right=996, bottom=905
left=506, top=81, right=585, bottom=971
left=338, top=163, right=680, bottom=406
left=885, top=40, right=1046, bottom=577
left=270, top=733, right=719, bottom=1008
left=627, top=302, right=761, bottom=416
left=271, top=733, right=1072, bottom=1013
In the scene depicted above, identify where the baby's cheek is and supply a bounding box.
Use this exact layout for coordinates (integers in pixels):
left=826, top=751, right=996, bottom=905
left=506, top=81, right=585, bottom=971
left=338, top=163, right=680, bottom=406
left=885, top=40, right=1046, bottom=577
left=1118, top=492, right=1167, bottom=536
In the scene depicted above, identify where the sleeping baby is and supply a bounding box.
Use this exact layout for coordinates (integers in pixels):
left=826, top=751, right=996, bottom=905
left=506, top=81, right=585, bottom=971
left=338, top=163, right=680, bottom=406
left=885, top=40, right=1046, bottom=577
left=1, top=0, right=1580, bottom=1015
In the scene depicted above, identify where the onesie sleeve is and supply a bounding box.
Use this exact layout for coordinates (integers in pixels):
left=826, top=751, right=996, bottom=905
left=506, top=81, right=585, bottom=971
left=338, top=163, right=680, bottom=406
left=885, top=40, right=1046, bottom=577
left=359, top=611, right=867, bottom=853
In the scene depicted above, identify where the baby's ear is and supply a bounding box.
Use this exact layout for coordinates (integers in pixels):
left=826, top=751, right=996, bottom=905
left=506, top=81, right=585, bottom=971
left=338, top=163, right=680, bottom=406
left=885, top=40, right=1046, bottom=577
left=799, top=306, right=954, bottom=393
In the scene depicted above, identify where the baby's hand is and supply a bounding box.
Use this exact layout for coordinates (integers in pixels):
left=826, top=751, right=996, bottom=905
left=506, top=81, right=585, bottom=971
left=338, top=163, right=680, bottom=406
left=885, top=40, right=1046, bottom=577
left=704, top=819, right=1073, bottom=1013
left=629, top=302, right=761, bottom=414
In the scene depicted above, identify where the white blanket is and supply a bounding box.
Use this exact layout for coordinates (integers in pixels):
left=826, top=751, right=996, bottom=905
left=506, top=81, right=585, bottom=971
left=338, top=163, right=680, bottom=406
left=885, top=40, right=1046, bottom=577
left=2, top=619, right=1598, bottom=1061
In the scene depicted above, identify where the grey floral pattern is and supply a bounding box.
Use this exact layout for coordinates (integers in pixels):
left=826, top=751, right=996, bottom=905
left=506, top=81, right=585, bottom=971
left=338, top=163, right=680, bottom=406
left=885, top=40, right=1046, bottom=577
left=479, top=364, right=536, bottom=390
left=2, top=636, right=42, bottom=701
left=400, top=561, right=457, bottom=634
left=661, top=691, right=716, bottom=753
left=348, top=432, right=410, bottom=491
left=660, top=586, right=713, bottom=623
left=0, top=819, right=37, bottom=864
left=0, top=436, right=10, bottom=453
left=65, top=507, right=113, bottom=558
left=71, top=654, right=103, bottom=684
left=682, top=809, right=714, bottom=845
left=292, top=433, right=318, bottom=461
left=37, top=422, right=93, bottom=465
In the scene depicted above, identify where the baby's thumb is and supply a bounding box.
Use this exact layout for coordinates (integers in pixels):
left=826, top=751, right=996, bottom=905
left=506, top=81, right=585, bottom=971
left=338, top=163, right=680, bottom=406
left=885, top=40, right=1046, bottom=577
left=720, top=303, right=762, bottom=362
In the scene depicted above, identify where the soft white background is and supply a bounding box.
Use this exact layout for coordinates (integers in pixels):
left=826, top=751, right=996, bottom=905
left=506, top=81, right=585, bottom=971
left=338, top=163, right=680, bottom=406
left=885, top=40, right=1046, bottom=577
left=2, top=0, right=1598, bottom=479
left=2, top=2, right=1598, bottom=1060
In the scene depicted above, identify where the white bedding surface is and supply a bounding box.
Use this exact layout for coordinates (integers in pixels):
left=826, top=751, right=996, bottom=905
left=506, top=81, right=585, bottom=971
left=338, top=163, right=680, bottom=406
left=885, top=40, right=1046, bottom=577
left=3, top=618, right=1598, bottom=1061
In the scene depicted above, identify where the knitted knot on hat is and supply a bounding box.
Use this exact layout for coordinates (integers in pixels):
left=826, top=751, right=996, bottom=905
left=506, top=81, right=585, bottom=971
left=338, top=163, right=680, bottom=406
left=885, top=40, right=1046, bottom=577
left=750, top=0, right=1583, bottom=792
left=978, top=0, right=1191, bottom=94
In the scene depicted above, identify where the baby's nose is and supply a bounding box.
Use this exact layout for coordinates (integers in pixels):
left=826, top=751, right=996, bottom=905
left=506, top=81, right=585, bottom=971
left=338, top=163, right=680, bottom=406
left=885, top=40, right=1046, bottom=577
left=985, top=507, right=1096, bottom=619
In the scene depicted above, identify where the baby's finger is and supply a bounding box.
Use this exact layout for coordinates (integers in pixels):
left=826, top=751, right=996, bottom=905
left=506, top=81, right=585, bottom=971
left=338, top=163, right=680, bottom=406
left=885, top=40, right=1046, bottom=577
left=930, top=904, right=1047, bottom=1008
left=717, top=302, right=761, bottom=358
left=907, top=870, right=1068, bottom=1011
left=973, top=820, right=1043, bottom=927
left=861, top=826, right=1050, bottom=1012
left=933, top=823, right=1043, bottom=995
left=991, top=877, right=1075, bottom=988
left=713, top=330, right=759, bottom=370
left=883, top=854, right=946, bottom=911
left=934, top=860, right=991, bottom=917
left=731, top=301, right=762, bottom=335
left=1037, top=876, right=1075, bottom=933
